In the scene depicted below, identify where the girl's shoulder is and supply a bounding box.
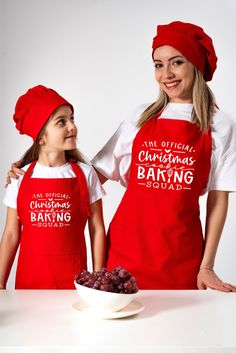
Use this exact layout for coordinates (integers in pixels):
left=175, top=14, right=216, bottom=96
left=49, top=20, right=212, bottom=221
left=3, top=163, right=32, bottom=209
left=76, top=161, right=100, bottom=182
left=76, top=161, right=93, bottom=177
left=76, top=162, right=106, bottom=202
left=21, top=163, right=31, bottom=172
left=10, top=163, right=31, bottom=186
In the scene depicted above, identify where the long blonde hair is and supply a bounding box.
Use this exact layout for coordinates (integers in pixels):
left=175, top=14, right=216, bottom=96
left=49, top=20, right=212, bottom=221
left=137, top=68, right=216, bottom=131
left=20, top=108, right=87, bottom=167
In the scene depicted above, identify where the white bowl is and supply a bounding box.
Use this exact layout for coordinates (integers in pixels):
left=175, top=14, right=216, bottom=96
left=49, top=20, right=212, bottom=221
left=74, top=281, right=137, bottom=312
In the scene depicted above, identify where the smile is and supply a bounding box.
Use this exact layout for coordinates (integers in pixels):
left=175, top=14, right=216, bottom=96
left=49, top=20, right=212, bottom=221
left=164, top=81, right=180, bottom=89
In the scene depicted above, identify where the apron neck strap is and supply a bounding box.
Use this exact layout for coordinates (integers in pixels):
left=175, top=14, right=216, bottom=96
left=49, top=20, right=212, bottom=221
left=23, top=160, right=37, bottom=179
left=70, top=162, right=91, bottom=217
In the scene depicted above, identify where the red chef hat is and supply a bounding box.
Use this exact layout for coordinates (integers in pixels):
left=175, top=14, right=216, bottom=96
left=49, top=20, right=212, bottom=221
left=152, top=21, right=218, bottom=81
left=13, top=85, right=74, bottom=141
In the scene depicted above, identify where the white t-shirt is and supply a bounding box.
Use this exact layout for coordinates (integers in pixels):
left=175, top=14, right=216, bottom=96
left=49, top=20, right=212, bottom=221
left=3, top=161, right=106, bottom=209
left=92, top=103, right=236, bottom=193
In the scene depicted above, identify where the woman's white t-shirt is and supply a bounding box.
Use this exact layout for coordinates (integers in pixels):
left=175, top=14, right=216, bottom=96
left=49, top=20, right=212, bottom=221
left=92, top=103, right=236, bottom=193
left=3, top=161, right=106, bottom=209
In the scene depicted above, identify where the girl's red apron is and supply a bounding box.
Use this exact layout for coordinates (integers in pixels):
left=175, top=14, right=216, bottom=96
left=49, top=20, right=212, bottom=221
left=16, top=161, right=90, bottom=289
left=106, top=116, right=212, bottom=289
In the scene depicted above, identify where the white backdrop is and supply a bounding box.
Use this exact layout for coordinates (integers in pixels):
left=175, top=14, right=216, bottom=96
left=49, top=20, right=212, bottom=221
left=1, top=0, right=236, bottom=288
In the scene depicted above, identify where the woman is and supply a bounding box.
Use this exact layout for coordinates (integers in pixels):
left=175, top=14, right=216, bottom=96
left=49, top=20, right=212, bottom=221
left=92, top=21, right=236, bottom=290
left=6, top=22, right=236, bottom=291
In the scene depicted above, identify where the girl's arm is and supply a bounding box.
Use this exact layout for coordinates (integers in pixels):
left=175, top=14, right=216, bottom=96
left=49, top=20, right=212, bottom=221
left=197, top=190, right=236, bottom=292
left=88, top=199, right=106, bottom=271
left=0, top=208, right=21, bottom=289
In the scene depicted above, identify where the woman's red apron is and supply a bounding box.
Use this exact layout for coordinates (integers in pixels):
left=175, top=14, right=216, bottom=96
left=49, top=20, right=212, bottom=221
left=106, top=116, right=212, bottom=289
left=16, top=161, right=90, bottom=289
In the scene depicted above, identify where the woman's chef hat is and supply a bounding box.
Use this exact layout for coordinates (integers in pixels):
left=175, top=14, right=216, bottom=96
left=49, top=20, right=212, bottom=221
left=13, top=85, right=73, bottom=140
left=152, top=21, right=218, bottom=81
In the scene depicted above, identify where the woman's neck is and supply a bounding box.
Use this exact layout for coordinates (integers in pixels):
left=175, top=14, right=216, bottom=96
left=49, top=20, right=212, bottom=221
left=38, top=151, right=67, bottom=167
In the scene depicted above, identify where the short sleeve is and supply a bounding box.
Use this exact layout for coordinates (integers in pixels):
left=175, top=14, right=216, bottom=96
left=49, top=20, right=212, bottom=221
left=86, top=166, right=106, bottom=204
left=91, top=104, right=148, bottom=187
left=91, top=121, right=130, bottom=184
left=207, top=110, right=236, bottom=192
left=3, top=176, right=23, bottom=209
left=3, top=165, right=31, bottom=209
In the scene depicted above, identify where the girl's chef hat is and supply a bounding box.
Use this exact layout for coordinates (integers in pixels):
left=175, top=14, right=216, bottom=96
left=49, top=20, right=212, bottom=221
left=152, top=21, right=218, bottom=81
left=13, top=85, right=73, bottom=141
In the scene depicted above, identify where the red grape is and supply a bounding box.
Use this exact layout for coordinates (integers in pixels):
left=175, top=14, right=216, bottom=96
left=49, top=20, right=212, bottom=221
left=75, top=266, right=139, bottom=294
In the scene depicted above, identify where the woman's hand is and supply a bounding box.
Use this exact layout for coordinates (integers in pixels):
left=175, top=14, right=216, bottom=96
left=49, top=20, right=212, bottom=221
left=5, top=161, right=24, bottom=186
left=198, top=191, right=236, bottom=292
left=197, top=268, right=236, bottom=292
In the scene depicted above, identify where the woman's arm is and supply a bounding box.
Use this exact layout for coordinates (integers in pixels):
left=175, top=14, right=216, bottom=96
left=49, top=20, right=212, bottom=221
left=88, top=199, right=106, bottom=271
left=197, top=190, right=236, bottom=291
left=0, top=208, right=21, bottom=289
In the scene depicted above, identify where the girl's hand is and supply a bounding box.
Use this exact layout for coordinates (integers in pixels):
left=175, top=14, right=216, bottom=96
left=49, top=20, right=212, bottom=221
left=5, top=161, right=24, bottom=186
left=197, top=268, right=236, bottom=292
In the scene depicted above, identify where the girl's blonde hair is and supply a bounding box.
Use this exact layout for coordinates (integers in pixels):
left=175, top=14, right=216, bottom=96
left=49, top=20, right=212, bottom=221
left=20, top=107, right=87, bottom=167
left=137, top=68, right=216, bottom=131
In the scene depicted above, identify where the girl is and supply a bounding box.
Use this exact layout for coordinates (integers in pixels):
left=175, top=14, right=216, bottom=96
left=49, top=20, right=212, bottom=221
left=91, top=21, right=236, bottom=291
left=0, top=85, right=106, bottom=289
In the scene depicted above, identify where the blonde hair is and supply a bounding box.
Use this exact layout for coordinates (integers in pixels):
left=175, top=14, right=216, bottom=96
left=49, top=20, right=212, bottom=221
left=20, top=107, right=87, bottom=167
left=137, top=68, right=216, bottom=131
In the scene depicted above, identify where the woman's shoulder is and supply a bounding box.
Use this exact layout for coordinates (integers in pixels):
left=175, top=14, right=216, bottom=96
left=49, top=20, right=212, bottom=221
left=93, top=103, right=150, bottom=150
left=115, top=103, right=151, bottom=140
left=127, top=103, right=151, bottom=124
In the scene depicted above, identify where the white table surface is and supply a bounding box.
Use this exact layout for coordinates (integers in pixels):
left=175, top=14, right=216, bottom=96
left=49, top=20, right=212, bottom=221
left=0, top=289, right=236, bottom=353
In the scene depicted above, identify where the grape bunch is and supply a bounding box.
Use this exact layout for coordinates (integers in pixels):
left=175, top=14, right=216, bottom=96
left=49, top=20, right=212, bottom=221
left=75, top=266, right=139, bottom=294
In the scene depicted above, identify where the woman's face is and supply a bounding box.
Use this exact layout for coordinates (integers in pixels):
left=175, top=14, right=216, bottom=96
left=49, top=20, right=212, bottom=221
left=153, top=45, right=195, bottom=103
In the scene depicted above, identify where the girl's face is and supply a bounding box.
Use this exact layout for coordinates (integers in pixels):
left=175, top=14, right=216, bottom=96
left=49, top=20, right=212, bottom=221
left=153, top=45, right=195, bottom=103
left=40, top=105, right=77, bottom=152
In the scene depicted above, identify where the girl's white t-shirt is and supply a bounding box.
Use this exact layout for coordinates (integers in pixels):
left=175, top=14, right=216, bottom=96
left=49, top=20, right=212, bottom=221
left=92, top=103, right=236, bottom=193
left=3, top=161, right=106, bottom=209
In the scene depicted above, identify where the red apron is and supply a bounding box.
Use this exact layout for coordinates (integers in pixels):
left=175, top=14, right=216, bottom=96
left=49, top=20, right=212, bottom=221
left=16, top=161, right=90, bottom=289
left=106, top=116, right=212, bottom=289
